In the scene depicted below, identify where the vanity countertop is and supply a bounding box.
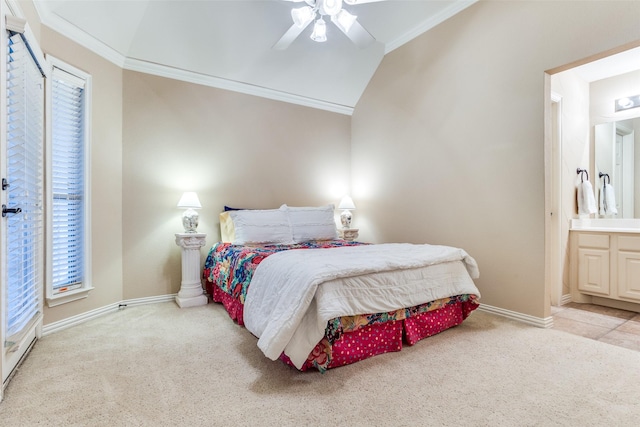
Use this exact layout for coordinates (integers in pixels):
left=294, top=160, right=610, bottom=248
left=571, top=218, right=640, bottom=233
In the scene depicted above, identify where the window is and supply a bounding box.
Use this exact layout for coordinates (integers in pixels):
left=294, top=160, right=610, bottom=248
left=45, top=56, right=92, bottom=307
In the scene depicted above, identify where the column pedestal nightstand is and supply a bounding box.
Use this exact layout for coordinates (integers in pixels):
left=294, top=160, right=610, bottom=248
left=174, top=233, right=208, bottom=308
left=338, top=228, right=359, bottom=242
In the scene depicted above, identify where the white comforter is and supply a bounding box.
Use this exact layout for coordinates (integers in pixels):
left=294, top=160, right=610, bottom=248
left=243, top=243, right=481, bottom=369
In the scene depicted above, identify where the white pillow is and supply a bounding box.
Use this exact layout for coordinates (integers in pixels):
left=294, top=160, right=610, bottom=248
left=229, top=208, right=293, bottom=245
left=284, top=204, right=338, bottom=243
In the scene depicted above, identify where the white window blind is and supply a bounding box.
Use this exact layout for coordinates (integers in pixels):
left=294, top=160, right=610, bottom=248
left=5, top=32, right=44, bottom=340
left=50, top=65, right=86, bottom=295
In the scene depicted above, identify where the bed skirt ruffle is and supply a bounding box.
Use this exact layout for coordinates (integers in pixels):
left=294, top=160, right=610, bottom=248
left=211, top=286, right=478, bottom=372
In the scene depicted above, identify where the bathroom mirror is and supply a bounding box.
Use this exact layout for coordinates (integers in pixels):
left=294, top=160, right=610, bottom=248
left=594, top=117, right=640, bottom=218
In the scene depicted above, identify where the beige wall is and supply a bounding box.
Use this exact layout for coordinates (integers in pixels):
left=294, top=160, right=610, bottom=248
left=351, top=0, right=640, bottom=318
left=121, top=72, right=351, bottom=299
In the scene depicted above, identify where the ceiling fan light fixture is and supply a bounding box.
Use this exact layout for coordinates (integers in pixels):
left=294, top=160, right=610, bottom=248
left=332, top=9, right=357, bottom=33
left=310, top=18, right=327, bottom=42
left=292, top=6, right=316, bottom=28
left=318, top=0, right=343, bottom=16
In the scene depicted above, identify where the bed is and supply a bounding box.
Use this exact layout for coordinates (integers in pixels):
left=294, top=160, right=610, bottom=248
left=203, top=205, right=481, bottom=372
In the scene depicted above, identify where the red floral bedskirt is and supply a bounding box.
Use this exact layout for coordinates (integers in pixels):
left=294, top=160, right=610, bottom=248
left=211, top=286, right=478, bottom=372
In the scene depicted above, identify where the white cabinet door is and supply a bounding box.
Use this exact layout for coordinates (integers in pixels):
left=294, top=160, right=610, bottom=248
left=617, top=251, right=640, bottom=302
left=577, top=248, right=610, bottom=296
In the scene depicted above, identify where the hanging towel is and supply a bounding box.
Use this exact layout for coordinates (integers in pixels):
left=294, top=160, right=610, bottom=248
left=600, top=182, right=618, bottom=215
left=578, top=180, right=597, bottom=215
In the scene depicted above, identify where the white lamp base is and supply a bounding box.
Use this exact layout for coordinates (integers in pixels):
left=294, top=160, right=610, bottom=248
left=182, top=208, right=200, bottom=233
left=340, top=209, right=353, bottom=228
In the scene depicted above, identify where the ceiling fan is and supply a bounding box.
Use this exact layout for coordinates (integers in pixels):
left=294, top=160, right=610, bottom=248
left=273, top=0, right=384, bottom=50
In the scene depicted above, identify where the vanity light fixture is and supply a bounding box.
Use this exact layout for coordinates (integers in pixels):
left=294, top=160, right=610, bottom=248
left=177, top=192, right=202, bottom=233
left=615, top=94, right=640, bottom=112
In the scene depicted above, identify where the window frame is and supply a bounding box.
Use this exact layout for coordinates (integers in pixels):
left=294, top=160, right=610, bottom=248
left=45, top=55, right=93, bottom=307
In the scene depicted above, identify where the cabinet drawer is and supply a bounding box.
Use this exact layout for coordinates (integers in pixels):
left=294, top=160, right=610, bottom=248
left=619, top=236, right=640, bottom=252
left=577, top=233, right=610, bottom=249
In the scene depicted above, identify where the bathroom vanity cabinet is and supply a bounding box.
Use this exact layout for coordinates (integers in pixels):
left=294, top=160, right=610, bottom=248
left=570, top=229, right=640, bottom=311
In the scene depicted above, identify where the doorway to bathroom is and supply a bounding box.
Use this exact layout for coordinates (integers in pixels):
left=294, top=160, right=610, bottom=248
left=545, top=43, right=640, bottom=312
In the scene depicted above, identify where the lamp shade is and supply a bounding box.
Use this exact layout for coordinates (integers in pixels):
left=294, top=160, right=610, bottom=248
left=177, top=192, right=202, bottom=209
left=338, top=195, right=356, bottom=210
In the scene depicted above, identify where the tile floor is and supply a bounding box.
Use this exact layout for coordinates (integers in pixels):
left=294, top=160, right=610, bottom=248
left=551, top=302, right=640, bottom=352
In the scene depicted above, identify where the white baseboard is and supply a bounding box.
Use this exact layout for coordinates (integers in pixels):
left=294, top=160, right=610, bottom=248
left=42, top=296, right=551, bottom=336
left=42, top=294, right=177, bottom=336
left=118, top=294, right=177, bottom=308
left=477, top=303, right=553, bottom=329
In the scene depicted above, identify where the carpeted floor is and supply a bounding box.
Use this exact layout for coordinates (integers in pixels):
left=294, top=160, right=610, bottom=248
left=1, top=302, right=639, bottom=426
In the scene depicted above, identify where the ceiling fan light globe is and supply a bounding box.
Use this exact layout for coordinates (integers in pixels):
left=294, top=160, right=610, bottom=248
left=332, top=9, right=357, bottom=33
left=318, top=0, right=343, bottom=16
left=310, top=18, right=328, bottom=42
left=292, top=6, right=315, bottom=28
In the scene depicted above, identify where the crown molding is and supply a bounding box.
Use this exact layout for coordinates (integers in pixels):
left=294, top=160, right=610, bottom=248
left=385, top=0, right=477, bottom=54
left=123, top=57, right=353, bottom=115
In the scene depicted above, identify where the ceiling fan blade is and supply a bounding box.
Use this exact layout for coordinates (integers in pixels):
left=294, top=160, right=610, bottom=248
left=338, top=19, right=375, bottom=49
left=273, top=21, right=312, bottom=50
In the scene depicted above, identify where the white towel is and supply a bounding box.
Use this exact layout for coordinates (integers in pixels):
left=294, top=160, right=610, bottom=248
left=600, top=183, right=618, bottom=215
left=578, top=180, right=597, bottom=215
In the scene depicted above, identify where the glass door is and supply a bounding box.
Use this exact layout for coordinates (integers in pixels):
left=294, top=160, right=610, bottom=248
left=1, top=30, right=45, bottom=386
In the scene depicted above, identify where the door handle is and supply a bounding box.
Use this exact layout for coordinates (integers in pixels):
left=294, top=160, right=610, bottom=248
left=2, top=204, right=22, bottom=217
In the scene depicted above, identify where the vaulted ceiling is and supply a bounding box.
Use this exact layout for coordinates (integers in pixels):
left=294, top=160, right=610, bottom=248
left=33, top=0, right=477, bottom=114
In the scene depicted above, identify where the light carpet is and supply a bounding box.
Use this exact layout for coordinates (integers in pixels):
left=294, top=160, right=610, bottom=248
left=1, top=302, right=639, bottom=426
